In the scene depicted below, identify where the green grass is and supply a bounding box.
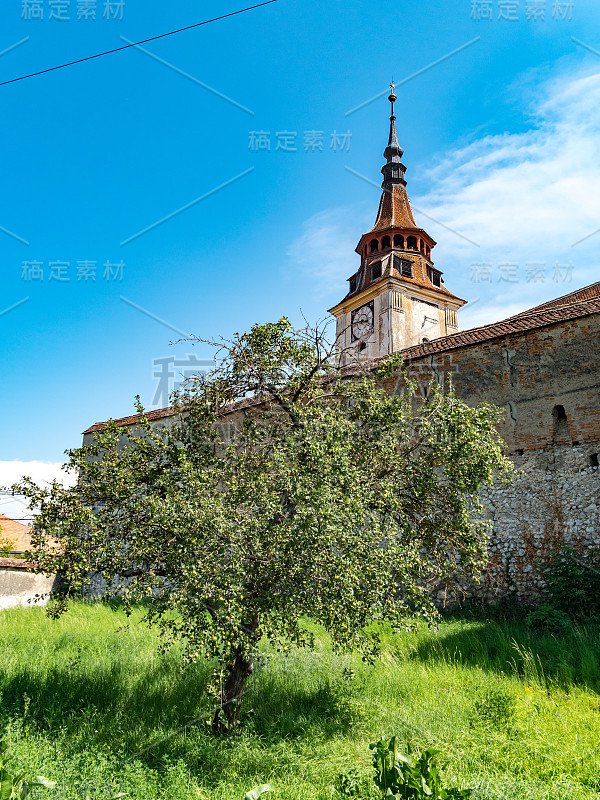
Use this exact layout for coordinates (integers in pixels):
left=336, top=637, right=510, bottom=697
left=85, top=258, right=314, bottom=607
left=1, top=602, right=600, bottom=799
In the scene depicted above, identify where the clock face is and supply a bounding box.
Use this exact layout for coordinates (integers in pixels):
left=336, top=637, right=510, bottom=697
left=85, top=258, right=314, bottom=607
left=351, top=301, right=374, bottom=341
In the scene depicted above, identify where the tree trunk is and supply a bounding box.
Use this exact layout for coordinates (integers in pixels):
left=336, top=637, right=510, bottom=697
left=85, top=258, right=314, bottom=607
left=212, top=648, right=255, bottom=734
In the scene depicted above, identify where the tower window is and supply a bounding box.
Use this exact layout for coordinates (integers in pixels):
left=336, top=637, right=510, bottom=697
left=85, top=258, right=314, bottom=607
left=381, top=235, right=391, bottom=250
left=590, top=453, right=599, bottom=469
left=407, top=235, right=418, bottom=250
left=370, top=239, right=379, bottom=253
left=427, top=266, right=442, bottom=287
left=553, top=404, right=567, bottom=423
left=371, top=260, right=382, bottom=281
left=349, top=276, right=357, bottom=293
left=394, top=255, right=413, bottom=278
left=552, top=404, right=570, bottom=441
left=393, top=234, right=404, bottom=249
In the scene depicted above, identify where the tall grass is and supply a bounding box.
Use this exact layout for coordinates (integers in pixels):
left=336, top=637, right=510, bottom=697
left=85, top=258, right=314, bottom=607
left=1, top=602, right=599, bottom=799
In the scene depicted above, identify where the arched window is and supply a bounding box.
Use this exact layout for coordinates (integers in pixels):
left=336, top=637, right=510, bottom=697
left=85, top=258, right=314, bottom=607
left=381, top=235, right=391, bottom=250
left=393, top=234, right=404, bottom=248
left=370, top=239, right=379, bottom=253
left=407, top=235, right=417, bottom=250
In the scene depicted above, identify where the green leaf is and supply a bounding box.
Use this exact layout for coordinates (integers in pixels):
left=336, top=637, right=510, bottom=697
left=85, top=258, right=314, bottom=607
left=0, top=779, right=13, bottom=800
left=243, top=786, right=273, bottom=800
left=31, top=778, right=56, bottom=789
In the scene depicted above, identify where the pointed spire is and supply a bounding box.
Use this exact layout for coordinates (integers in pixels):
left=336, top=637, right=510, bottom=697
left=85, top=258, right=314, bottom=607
left=381, top=81, right=407, bottom=189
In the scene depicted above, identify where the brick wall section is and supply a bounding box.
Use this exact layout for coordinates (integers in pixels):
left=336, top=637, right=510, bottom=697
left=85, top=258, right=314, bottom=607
left=386, top=314, right=600, bottom=453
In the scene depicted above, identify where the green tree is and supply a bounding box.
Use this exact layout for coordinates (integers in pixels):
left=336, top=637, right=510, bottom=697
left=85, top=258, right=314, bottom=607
left=15, top=319, right=511, bottom=733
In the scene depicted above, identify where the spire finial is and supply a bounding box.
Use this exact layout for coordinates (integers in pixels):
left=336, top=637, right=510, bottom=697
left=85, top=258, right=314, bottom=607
left=382, top=79, right=406, bottom=188
left=389, top=79, right=397, bottom=115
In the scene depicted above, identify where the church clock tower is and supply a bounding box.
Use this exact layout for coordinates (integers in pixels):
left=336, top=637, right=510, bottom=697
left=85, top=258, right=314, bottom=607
left=329, top=85, right=466, bottom=365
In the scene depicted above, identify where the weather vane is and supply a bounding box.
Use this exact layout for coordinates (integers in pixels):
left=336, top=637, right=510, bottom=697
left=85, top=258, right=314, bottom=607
left=389, top=79, right=396, bottom=115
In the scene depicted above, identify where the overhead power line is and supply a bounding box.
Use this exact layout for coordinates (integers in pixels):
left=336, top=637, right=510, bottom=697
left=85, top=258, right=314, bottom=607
left=0, top=0, right=278, bottom=88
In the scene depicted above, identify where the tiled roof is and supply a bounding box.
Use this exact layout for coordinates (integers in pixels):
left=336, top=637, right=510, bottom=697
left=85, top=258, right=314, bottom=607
left=504, top=281, right=600, bottom=318
left=0, top=514, right=31, bottom=553
left=335, top=252, right=465, bottom=308
left=0, top=514, right=61, bottom=556
left=387, top=256, right=462, bottom=300
left=369, top=184, right=420, bottom=234
left=83, top=405, right=179, bottom=434
left=397, top=296, right=600, bottom=362
left=82, top=395, right=261, bottom=435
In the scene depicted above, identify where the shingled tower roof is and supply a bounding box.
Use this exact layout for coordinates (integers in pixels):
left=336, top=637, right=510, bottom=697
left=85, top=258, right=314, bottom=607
left=356, top=84, right=436, bottom=255
left=369, top=85, right=421, bottom=234
left=369, top=184, right=420, bottom=233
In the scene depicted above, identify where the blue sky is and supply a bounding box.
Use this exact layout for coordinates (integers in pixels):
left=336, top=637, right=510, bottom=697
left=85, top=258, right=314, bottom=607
left=2, top=0, right=600, bottom=515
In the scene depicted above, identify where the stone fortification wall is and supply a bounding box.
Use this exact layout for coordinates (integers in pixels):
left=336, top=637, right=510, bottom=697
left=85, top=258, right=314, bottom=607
left=390, top=314, right=600, bottom=602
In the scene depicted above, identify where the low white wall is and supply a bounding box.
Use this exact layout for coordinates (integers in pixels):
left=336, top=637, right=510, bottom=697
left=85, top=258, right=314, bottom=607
left=0, top=565, right=57, bottom=610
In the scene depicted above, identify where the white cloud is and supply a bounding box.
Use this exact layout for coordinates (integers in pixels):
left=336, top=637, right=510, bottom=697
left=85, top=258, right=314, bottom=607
left=418, top=69, right=600, bottom=259
left=415, top=67, right=600, bottom=327
left=290, top=66, right=600, bottom=330
left=286, top=205, right=372, bottom=299
left=0, top=461, right=76, bottom=523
